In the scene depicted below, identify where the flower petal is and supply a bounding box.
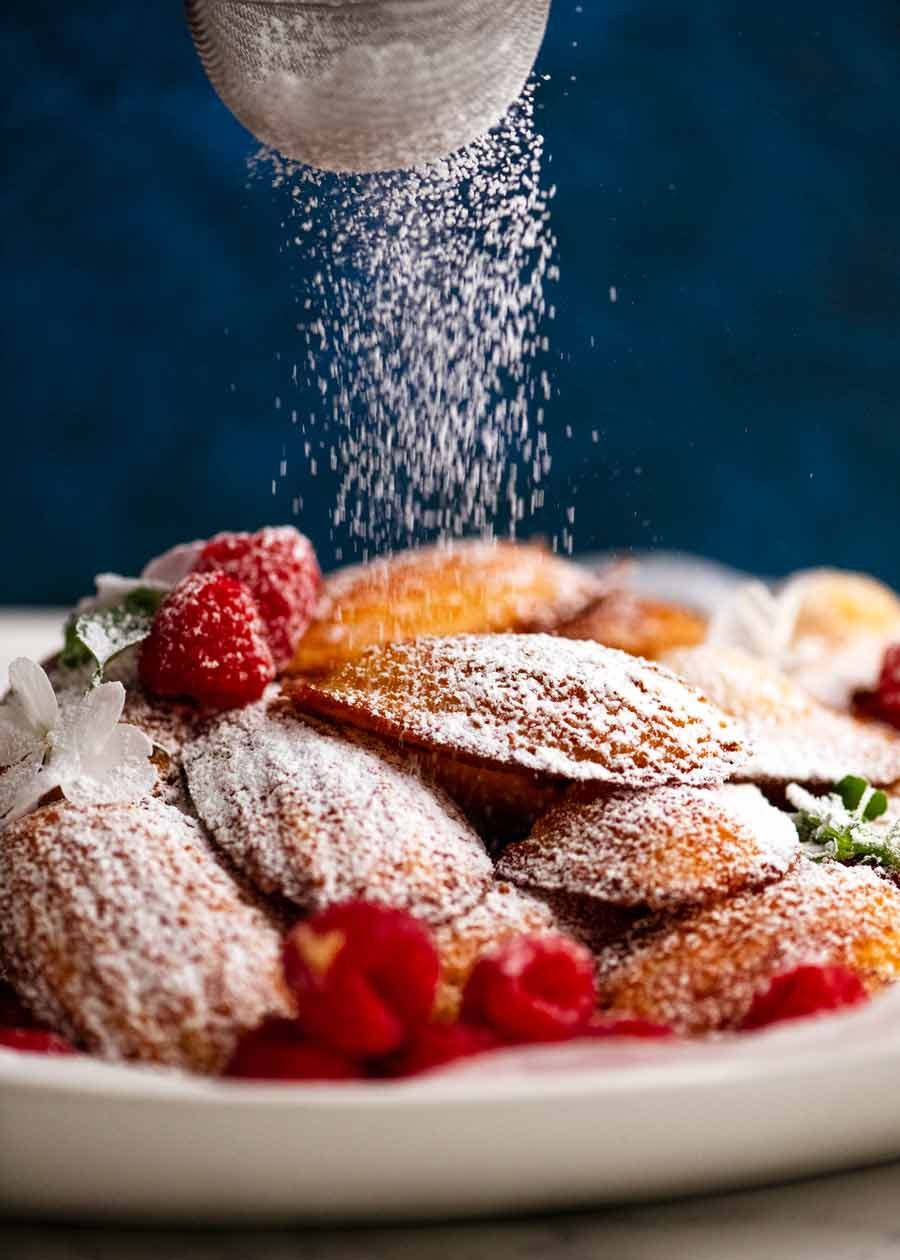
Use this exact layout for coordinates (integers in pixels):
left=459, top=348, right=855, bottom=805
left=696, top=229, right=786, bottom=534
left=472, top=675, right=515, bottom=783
left=707, top=581, right=801, bottom=665
left=0, top=715, right=40, bottom=768
left=62, top=723, right=156, bottom=807
left=0, top=753, right=59, bottom=828
left=7, top=658, right=59, bottom=736
left=76, top=682, right=127, bottom=751
left=75, top=573, right=170, bottom=615
left=116, top=722, right=155, bottom=763
left=141, top=540, right=205, bottom=586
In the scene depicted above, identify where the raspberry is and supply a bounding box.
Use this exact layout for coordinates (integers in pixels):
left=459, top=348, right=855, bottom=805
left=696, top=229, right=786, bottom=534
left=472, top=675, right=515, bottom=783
left=139, top=571, right=275, bottom=709
left=283, top=902, right=440, bottom=1058
left=195, top=527, right=321, bottom=669
left=224, top=1019, right=362, bottom=1082
left=588, top=1014, right=675, bottom=1040
left=0, top=1028, right=77, bottom=1056
left=873, top=644, right=900, bottom=728
left=386, top=1022, right=500, bottom=1078
left=740, top=964, right=868, bottom=1031
left=462, top=934, right=596, bottom=1043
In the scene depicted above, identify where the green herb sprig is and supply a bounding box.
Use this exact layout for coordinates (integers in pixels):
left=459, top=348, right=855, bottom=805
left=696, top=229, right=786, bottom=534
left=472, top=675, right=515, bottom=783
left=60, top=587, right=165, bottom=683
left=790, top=777, right=900, bottom=872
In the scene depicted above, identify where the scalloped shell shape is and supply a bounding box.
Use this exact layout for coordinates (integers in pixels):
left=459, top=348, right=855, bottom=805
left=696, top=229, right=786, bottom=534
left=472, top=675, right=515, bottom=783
left=182, top=704, right=492, bottom=927
left=288, top=541, right=605, bottom=674
left=665, top=645, right=900, bottom=786
left=411, top=750, right=565, bottom=848
left=0, top=799, right=289, bottom=1073
left=595, top=860, right=900, bottom=1034
left=497, top=783, right=798, bottom=914
left=556, top=591, right=707, bottom=660
left=286, top=634, right=748, bottom=787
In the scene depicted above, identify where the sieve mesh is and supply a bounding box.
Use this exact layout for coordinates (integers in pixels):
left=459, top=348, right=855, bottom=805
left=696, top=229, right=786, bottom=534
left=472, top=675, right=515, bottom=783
left=186, top=0, right=551, bottom=171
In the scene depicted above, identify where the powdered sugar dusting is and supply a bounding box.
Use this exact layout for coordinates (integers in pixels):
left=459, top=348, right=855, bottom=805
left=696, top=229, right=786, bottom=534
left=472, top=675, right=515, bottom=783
left=497, top=784, right=798, bottom=913
left=288, top=634, right=748, bottom=786
left=664, top=646, right=815, bottom=722
left=121, top=689, right=202, bottom=759
left=182, top=702, right=492, bottom=926
left=432, top=881, right=557, bottom=1016
left=596, top=860, right=900, bottom=1034
left=0, top=798, right=289, bottom=1072
left=257, top=85, right=561, bottom=556
left=665, top=646, right=900, bottom=786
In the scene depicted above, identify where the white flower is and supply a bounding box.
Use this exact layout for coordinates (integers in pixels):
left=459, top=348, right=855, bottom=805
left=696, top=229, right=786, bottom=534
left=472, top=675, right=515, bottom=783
left=0, top=659, right=157, bottom=828
left=71, top=540, right=203, bottom=619
left=141, top=539, right=205, bottom=587
left=706, top=580, right=803, bottom=667
left=75, top=573, right=170, bottom=616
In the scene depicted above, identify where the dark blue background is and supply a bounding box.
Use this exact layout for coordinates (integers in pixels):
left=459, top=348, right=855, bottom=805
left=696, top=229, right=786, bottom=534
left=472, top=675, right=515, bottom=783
left=4, top=1, right=899, bottom=603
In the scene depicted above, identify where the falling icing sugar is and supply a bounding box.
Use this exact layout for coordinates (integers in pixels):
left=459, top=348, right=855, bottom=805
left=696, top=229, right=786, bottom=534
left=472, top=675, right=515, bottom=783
left=252, top=85, right=559, bottom=557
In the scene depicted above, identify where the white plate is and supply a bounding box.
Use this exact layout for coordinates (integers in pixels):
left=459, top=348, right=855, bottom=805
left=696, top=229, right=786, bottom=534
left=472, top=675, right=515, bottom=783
left=4, top=589, right=900, bottom=1224
left=6, top=1003, right=900, bottom=1224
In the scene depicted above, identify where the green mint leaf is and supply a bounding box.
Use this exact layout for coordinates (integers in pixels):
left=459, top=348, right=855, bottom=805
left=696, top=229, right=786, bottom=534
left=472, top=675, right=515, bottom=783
left=834, top=775, right=888, bottom=822
left=62, top=587, right=165, bottom=682
left=836, top=775, right=868, bottom=812
left=791, top=781, right=900, bottom=872
left=60, top=617, right=95, bottom=670
left=865, top=789, right=889, bottom=822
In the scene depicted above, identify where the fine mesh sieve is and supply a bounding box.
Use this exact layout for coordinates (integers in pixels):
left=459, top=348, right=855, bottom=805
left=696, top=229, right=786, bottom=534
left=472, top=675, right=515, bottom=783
left=185, top=0, right=552, bottom=172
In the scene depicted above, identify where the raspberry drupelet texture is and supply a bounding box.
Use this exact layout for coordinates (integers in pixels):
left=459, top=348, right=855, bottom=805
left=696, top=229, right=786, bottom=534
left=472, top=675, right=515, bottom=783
left=386, top=1022, right=501, bottom=1078
left=283, top=902, right=440, bottom=1058
left=740, top=964, right=868, bottom=1031
left=139, top=571, right=276, bottom=709
left=196, top=527, right=321, bottom=670
left=874, top=645, right=900, bottom=728
left=225, top=1018, right=362, bottom=1082
left=0, top=1028, right=77, bottom=1056
left=462, top=934, right=596, bottom=1043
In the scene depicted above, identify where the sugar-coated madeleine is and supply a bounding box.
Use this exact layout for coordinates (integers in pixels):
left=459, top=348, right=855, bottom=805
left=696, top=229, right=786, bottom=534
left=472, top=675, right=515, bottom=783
left=497, top=784, right=798, bottom=914
left=665, top=645, right=900, bottom=786
left=120, top=688, right=203, bottom=758
left=286, top=634, right=747, bottom=787
left=413, top=751, right=565, bottom=848
left=123, top=687, right=216, bottom=813
left=784, top=570, right=900, bottom=710
left=596, top=860, right=900, bottom=1034
left=557, top=591, right=707, bottom=660
left=288, top=540, right=605, bottom=673
left=432, top=882, right=558, bottom=1018
left=533, top=890, right=648, bottom=956
left=182, top=703, right=492, bottom=927
left=0, top=799, right=290, bottom=1072
left=784, top=569, right=900, bottom=648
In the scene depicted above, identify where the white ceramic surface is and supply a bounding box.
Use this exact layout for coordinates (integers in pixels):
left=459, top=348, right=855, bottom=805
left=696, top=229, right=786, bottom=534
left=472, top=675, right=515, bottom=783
left=6, top=1001, right=900, bottom=1223
left=4, top=598, right=900, bottom=1224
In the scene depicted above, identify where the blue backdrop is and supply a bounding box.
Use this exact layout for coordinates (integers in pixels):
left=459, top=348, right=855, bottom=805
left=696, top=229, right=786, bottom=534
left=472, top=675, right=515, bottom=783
left=4, top=1, right=899, bottom=603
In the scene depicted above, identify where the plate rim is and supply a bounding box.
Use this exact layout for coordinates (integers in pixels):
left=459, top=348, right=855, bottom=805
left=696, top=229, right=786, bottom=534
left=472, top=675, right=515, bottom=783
left=4, top=999, right=900, bottom=1108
